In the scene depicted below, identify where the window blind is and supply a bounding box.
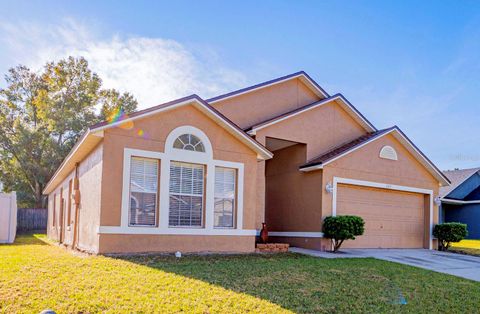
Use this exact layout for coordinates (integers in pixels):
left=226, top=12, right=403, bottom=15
left=169, top=161, right=204, bottom=227
left=214, top=167, right=236, bottom=228
left=129, top=157, right=158, bottom=226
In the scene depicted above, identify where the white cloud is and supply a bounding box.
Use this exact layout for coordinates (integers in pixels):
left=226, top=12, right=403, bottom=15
left=0, top=19, right=247, bottom=108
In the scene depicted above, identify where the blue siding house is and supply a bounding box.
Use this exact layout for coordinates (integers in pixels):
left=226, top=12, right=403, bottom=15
left=440, top=168, right=480, bottom=239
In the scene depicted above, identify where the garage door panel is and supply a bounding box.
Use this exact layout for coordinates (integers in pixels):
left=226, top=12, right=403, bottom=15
left=337, top=184, right=424, bottom=249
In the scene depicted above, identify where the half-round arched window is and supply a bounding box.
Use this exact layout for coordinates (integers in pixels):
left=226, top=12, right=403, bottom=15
left=173, top=134, right=205, bottom=152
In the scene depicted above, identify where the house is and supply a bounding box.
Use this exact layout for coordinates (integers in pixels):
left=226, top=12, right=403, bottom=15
left=440, top=168, right=480, bottom=239
left=43, top=71, right=450, bottom=254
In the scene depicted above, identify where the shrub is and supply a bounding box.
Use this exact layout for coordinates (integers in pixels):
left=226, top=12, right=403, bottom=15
left=433, top=223, right=468, bottom=251
left=322, top=215, right=365, bottom=252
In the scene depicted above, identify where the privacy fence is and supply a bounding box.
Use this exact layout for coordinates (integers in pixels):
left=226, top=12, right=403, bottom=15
left=17, top=208, right=47, bottom=232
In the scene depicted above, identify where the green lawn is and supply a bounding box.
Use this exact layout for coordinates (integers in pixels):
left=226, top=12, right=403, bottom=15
left=451, top=239, right=480, bottom=256
left=1, top=235, right=480, bottom=313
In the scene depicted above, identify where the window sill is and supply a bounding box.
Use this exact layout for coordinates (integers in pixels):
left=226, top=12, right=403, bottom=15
left=128, top=225, right=157, bottom=228
left=98, top=225, right=257, bottom=236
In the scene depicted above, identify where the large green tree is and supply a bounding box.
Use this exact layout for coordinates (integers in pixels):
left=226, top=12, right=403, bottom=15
left=0, top=56, right=137, bottom=208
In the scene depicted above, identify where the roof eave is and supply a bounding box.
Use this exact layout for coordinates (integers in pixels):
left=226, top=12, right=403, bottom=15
left=247, top=94, right=377, bottom=136
left=43, top=95, right=273, bottom=194
left=207, top=71, right=329, bottom=104
left=299, top=127, right=450, bottom=187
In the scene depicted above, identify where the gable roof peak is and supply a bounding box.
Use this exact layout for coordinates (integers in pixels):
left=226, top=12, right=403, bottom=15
left=206, top=71, right=330, bottom=103
left=440, top=167, right=480, bottom=198
left=245, top=92, right=377, bottom=134
left=300, top=125, right=450, bottom=186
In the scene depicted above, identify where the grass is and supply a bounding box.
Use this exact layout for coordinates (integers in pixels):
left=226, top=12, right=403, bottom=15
left=451, top=239, right=480, bottom=256
left=1, top=234, right=480, bottom=313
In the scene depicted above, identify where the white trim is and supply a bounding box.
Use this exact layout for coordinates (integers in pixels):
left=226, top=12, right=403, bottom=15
left=300, top=129, right=396, bottom=172
left=121, top=148, right=164, bottom=228
left=43, top=131, right=90, bottom=194
left=441, top=198, right=480, bottom=205
left=392, top=130, right=449, bottom=186
left=441, top=169, right=480, bottom=199
left=208, top=72, right=329, bottom=104
left=300, top=128, right=450, bottom=187
left=45, top=96, right=273, bottom=195
left=98, top=226, right=256, bottom=236
left=331, top=177, right=434, bottom=250
left=120, top=137, right=246, bottom=235
left=91, top=97, right=272, bottom=160
left=269, top=231, right=324, bottom=238
left=248, top=94, right=376, bottom=135
left=165, top=125, right=213, bottom=159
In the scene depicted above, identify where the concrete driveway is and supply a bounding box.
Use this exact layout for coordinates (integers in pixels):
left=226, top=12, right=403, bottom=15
left=290, top=247, right=480, bottom=282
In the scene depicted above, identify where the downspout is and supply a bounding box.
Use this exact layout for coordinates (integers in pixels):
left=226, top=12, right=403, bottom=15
left=72, top=163, right=81, bottom=250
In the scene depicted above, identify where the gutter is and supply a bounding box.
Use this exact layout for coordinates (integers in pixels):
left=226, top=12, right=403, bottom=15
left=441, top=198, right=480, bottom=205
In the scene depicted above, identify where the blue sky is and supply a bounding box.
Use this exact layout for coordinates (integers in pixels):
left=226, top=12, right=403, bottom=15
left=0, top=0, right=479, bottom=170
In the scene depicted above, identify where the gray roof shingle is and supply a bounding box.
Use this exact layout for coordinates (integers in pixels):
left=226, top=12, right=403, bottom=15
left=440, top=167, right=480, bottom=198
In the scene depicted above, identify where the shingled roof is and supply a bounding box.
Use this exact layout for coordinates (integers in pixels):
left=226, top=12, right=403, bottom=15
left=300, top=127, right=395, bottom=169
left=440, top=167, right=480, bottom=198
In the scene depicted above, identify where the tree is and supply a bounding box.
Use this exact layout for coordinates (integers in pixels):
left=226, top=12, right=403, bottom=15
left=322, top=215, right=365, bottom=252
left=0, top=56, right=137, bottom=208
left=433, top=223, right=468, bottom=251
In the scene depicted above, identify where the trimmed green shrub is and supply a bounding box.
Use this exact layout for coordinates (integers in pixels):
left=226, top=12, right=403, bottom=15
left=323, top=215, right=365, bottom=252
left=433, top=222, right=468, bottom=251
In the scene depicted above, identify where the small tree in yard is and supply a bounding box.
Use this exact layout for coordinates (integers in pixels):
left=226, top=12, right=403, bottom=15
left=433, top=223, right=468, bottom=251
left=323, top=215, right=365, bottom=252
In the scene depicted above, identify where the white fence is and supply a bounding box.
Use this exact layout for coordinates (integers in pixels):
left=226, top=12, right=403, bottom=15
left=0, top=192, right=17, bottom=243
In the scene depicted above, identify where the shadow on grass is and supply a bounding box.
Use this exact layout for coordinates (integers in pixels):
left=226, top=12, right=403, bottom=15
left=112, top=252, right=417, bottom=313
left=2, top=233, right=48, bottom=246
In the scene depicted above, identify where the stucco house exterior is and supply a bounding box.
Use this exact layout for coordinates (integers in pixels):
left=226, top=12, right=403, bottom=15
left=440, top=168, right=480, bottom=239
left=43, top=71, right=450, bottom=254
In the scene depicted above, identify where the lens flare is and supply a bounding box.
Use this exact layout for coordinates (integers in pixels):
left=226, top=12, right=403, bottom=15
left=137, top=128, right=149, bottom=139
left=107, top=108, right=134, bottom=130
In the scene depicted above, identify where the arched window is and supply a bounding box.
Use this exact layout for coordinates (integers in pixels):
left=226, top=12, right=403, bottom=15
left=173, top=134, right=205, bottom=152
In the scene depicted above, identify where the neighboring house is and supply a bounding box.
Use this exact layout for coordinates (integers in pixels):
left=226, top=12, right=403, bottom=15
left=440, top=168, right=480, bottom=239
left=43, top=71, right=450, bottom=254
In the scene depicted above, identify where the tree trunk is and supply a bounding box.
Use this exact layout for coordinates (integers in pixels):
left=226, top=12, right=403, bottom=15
left=34, top=181, right=43, bottom=208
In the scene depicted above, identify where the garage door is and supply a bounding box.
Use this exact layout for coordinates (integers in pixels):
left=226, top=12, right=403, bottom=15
left=336, top=184, right=425, bottom=248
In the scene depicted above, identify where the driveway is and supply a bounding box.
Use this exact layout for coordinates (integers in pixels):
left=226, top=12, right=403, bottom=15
left=290, top=247, right=480, bottom=282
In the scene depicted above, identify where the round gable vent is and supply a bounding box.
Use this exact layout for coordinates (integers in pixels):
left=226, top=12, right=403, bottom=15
left=379, top=145, right=398, bottom=161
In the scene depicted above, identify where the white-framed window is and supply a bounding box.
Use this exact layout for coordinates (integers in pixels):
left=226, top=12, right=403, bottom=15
left=173, top=134, right=205, bottom=152
left=168, top=161, right=205, bottom=227
left=214, top=167, right=236, bottom=228
left=129, top=157, right=158, bottom=226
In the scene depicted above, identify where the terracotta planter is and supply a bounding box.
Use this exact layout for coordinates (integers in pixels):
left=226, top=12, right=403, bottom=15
left=260, top=222, right=268, bottom=243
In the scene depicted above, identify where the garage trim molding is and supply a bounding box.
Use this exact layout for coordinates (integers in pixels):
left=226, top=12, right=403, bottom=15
left=331, top=177, right=434, bottom=250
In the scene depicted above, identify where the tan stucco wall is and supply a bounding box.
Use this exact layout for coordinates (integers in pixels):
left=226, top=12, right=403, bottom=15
left=98, top=234, right=255, bottom=254
left=211, top=78, right=321, bottom=129
left=76, top=145, right=103, bottom=252
left=47, top=144, right=103, bottom=253
left=98, top=104, right=259, bottom=253
left=253, top=100, right=368, bottom=228
left=321, top=134, right=440, bottom=249
left=255, top=100, right=368, bottom=160
left=265, top=144, right=323, bottom=232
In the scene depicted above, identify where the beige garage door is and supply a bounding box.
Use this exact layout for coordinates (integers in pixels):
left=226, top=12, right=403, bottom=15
left=336, top=184, right=425, bottom=248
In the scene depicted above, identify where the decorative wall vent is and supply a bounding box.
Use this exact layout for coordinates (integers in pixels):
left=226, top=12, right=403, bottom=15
left=379, top=145, right=398, bottom=160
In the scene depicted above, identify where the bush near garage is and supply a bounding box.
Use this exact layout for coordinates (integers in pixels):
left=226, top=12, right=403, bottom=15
left=323, top=215, right=365, bottom=252
left=433, top=222, right=468, bottom=251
